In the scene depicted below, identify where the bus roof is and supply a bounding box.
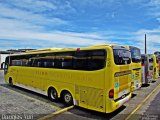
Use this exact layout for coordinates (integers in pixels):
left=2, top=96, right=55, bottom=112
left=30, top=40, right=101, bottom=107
left=124, top=46, right=140, bottom=50
left=25, top=48, right=63, bottom=53
left=88, top=44, right=117, bottom=48
left=8, top=44, right=126, bottom=57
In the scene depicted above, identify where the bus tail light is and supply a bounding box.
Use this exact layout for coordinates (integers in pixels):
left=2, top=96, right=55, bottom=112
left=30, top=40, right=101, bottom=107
left=109, top=89, right=114, bottom=99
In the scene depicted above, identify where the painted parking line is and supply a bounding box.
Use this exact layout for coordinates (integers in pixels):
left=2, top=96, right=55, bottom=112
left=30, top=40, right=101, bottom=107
left=38, top=105, right=74, bottom=120
left=125, top=83, right=160, bottom=120
left=0, top=85, right=60, bottom=110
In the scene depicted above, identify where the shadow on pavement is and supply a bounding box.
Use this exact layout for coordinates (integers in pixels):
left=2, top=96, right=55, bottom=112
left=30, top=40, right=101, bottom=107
left=141, top=84, right=150, bottom=87
left=151, top=80, right=156, bottom=83
left=131, top=93, right=137, bottom=98
left=68, top=105, right=126, bottom=120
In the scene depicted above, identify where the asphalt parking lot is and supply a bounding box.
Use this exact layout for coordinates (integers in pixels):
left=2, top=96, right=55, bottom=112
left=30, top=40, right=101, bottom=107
left=0, top=70, right=160, bottom=120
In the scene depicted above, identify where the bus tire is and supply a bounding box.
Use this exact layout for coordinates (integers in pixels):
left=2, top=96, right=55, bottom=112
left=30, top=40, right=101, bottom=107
left=62, top=91, right=73, bottom=106
left=9, top=77, right=13, bottom=86
left=48, top=87, right=58, bottom=102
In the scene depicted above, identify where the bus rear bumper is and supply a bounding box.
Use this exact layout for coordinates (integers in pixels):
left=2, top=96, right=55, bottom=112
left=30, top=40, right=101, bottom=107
left=106, top=93, right=131, bottom=113
left=118, top=93, right=131, bottom=107
left=131, top=80, right=142, bottom=91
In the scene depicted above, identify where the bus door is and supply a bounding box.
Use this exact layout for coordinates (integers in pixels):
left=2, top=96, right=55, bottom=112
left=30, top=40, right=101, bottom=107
left=141, top=54, right=149, bottom=84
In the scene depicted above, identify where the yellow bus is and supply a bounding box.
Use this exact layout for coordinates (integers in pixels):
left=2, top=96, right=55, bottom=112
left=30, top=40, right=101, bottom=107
left=153, top=55, right=159, bottom=80
left=154, top=52, right=160, bottom=77
left=4, top=45, right=132, bottom=113
left=148, top=54, right=159, bottom=80
left=126, top=46, right=142, bottom=91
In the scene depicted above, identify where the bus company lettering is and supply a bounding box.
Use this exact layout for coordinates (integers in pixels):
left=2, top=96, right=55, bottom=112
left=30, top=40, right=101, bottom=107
left=114, top=70, right=132, bottom=77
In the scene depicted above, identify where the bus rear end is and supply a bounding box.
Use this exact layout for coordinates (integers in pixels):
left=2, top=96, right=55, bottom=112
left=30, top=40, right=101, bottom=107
left=148, top=54, right=153, bottom=80
left=157, top=56, right=160, bottom=77
left=153, top=54, right=159, bottom=80
left=141, top=54, right=149, bottom=84
left=130, top=46, right=142, bottom=91
left=106, top=46, right=132, bottom=113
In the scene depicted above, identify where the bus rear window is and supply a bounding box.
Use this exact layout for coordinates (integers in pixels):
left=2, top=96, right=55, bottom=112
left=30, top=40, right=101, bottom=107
left=130, top=47, right=141, bottom=63
left=113, top=49, right=131, bottom=65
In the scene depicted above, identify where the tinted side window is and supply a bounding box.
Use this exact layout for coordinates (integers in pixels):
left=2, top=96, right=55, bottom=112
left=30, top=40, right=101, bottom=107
left=74, top=51, right=88, bottom=70
left=43, top=58, right=55, bottom=68
left=9, top=50, right=106, bottom=71
left=88, top=50, right=106, bottom=70
left=74, top=50, right=106, bottom=70
left=55, top=52, right=73, bottom=69
left=31, top=53, right=55, bottom=68
left=10, top=55, right=31, bottom=66
left=11, top=56, right=21, bottom=66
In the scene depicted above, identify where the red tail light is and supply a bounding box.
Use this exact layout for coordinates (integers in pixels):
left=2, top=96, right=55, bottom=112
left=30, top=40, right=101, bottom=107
left=109, top=89, right=114, bottom=99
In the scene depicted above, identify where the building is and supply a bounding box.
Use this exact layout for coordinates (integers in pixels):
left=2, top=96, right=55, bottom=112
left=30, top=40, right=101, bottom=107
left=0, top=51, right=11, bottom=69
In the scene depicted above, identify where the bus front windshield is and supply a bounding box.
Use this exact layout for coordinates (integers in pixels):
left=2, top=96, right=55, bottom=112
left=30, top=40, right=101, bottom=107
left=130, top=47, right=141, bottom=63
left=113, top=49, right=131, bottom=65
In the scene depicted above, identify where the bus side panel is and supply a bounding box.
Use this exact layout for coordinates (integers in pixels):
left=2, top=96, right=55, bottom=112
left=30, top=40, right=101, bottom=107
left=66, top=69, right=105, bottom=112
left=44, top=69, right=75, bottom=97
left=16, top=67, right=32, bottom=87
left=15, top=67, right=45, bottom=90
left=43, top=68, right=106, bottom=112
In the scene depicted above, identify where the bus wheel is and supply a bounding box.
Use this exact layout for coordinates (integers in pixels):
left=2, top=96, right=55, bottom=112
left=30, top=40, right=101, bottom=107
left=9, top=78, right=13, bottom=86
left=62, top=91, right=73, bottom=106
left=48, top=88, right=58, bottom=102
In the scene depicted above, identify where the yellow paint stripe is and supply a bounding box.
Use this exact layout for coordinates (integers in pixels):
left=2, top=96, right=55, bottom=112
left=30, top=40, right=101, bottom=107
left=0, top=85, right=60, bottom=110
left=125, top=83, right=160, bottom=120
left=38, top=105, right=74, bottom=120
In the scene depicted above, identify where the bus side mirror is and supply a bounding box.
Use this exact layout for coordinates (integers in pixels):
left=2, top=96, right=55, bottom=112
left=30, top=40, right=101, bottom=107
left=1, top=62, right=5, bottom=70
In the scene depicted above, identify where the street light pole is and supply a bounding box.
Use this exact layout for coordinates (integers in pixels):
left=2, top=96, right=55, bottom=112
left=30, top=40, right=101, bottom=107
left=145, top=34, right=147, bottom=54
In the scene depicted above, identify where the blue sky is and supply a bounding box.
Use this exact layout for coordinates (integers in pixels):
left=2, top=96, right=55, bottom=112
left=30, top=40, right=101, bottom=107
left=0, top=0, right=160, bottom=53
